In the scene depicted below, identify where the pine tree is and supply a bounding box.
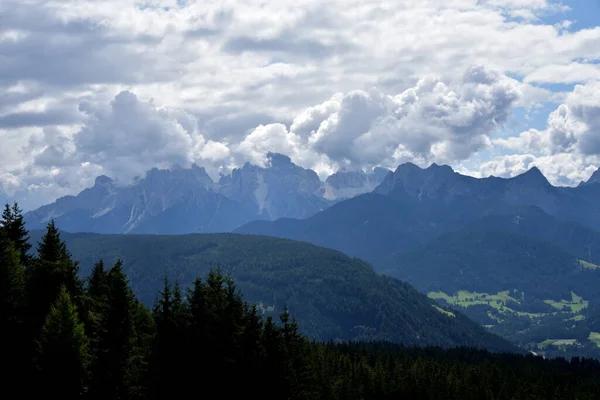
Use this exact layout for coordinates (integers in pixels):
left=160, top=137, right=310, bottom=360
left=36, top=286, right=89, bottom=399
left=149, top=275, right=187, bottom=399
left=0, top=202, right=31, bottom=264
left=0, top=230, right=28, bottom=393
left=85, top=259, right=110, bottom=398
left=27, top=220, right=84, bottom=336
left=127, top=298, right=154, bottom=400
left=89, top=259, right=134, bottom=400
left=87, top=260, right=109, bottom=303
left=83, top=260, right=109, bottom=331
left=263, top=315, right=288, bottom=397
left=185, top=276, right=208, bottom=392
left=0, top=230, right=26, bottom=332
left=37, top=219, right=70, bottom=263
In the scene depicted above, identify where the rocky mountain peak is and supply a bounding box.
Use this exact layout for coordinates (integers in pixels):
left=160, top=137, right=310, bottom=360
left=94, top=175, right=113, bottom=187
left=266, top=152, right=292, bottom=167
left=376, top=162, right=457, bottom=197
left=324, top=166, right=390, bottom=200
left=583, top=167, right=600, bottom=186
left=511, top=166, right=550, bottom=187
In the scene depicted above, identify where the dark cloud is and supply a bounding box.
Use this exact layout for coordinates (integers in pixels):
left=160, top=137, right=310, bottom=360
left=0, top=1, right=172, bottom=87
left=222, top=31, right=354, bottom=60
left=200, top=111, right=282, bottom=141
left=0, top=108, right=80, bottom=129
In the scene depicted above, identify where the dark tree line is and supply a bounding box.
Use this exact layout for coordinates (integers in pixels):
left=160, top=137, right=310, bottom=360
left=2, top=202, right=600, bottom=399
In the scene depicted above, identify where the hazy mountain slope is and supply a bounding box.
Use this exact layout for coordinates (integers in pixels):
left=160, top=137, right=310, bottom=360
left=27, top=229, right=517, bottom=352
left=237, top=163, right=600, bottom=268
left=468, top=205, right=600, bottom=264
left=391, top=229, right=596, bottom=300
left=24, top=165, right=255, bottom=234
left=24, top=153, right=388, bottom=235
left=324, top=166, right=390, bottom=200
left=390, top=228, right=600, bottom=359
left=236, top=193, right=438, bottom=264
left=218, top=153, right=333, bottom=220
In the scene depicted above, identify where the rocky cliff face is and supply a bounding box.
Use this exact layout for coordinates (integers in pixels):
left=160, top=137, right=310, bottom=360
left=24, top=164, right=249, bottom=234
left=25, top=153, right=378, bottom=234
left=324, top=166, right=390, bottom=200
left=219, top=153, right=330, bottom=220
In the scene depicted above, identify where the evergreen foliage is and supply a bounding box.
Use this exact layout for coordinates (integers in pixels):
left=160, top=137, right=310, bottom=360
left=26, top=229, right=517, bottom=352
left=1, top=201, right=31, bottom=263
left=36, top=286, right=89, bottom=399
left=2, top=207, right=600, bottom=399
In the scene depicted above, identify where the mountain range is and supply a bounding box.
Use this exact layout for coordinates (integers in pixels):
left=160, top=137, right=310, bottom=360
left=237, top=163, right=600, bottom=263
left=24, top=153, right=390, bottom=234
left=235, top=162, right=600, bottom=358
left=21, top=154, right=600, bottom=357
left=25, top=229, right=516, bottom=352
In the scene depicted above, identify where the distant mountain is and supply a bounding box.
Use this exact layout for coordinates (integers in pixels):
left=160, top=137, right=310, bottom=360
left=578, top=167, right=600, bottom=186
left=27, top=229, right=517, bottom=353
left=237, top=162, right=600, bottom=265
left=24, top=153, right=387, bottom=234
left=467, top=205, right=600, bottom=264
left=324, top=166, right=390, bottom=200
left=218, top=153, right=331, bottom=221
left=392, top=228, right=595, bottom=300
left=25, top=164, right=254, bottom=234
left=390, top=227, right=600, bottom=359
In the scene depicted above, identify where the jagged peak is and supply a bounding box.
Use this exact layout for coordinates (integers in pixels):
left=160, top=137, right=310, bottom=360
left=512, top=166, right=550, bottom=186
left=94, top=175, right=113, bottom=186
left=393, top=162, right=421, bottom=174
left=426, top=163, right=454, bottom=173
left=393, top=162, right=454, bottom=176
left=266, top=152, right=292, bottom=166
left=586, top=167, right=600, bottom=184
left=372, top=166, right=391, bottom=174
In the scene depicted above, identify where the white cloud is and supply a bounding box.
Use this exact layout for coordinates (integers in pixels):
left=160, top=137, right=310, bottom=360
left=482, top=80, right=600, bottom=185
left=494, top=80, right=600, bottom=155
left=525, top=63, right=600, bottom=84
left=469, top=152, right=599, bottom=187
left=1, top=0, right=600, bottom=209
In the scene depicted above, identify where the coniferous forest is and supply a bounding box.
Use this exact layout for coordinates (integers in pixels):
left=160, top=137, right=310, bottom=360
left=2, top=202, right=600, bottom=399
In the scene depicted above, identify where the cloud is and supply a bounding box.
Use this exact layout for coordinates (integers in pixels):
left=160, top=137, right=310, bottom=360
left=222, top=32, right=353, bottom=60
left=494, top=80, right=600, bottom=155
left=0, top=108, right=80, bottom=129
left=481, top=80, right=600, bottom=185
left=1, top=0, right=600, bottom=209
left=305, top=65, right=521, bottom=167
left=471, top=153, right=599, bottom=187
left=73, top=91, right=234, bottom=183
left=525, top=63, right=600, bottom=84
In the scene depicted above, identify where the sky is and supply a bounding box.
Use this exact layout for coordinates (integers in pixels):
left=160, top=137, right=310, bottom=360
left=1, top=0, right=599, bottom=211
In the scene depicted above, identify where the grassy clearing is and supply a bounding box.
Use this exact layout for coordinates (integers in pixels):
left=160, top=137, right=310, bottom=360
left=589, top=332, right=600, bottom=348
left=544, top=291, right=588, bottom=313
left=578, top=259, right=600, bottom=270
left=428, top=290, right=520, bottom=312
left=432, top=305, right=455, bottom=318
left=566, top=315, right=585, bottom=322
left=539, top=339, right=577, bottom=349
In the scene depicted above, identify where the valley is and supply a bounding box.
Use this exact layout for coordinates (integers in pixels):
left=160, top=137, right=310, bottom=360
left=236, top=163, right=600, bottom=359
left=428, top=289, right=600, bottom=357
left=18, top=160, right=600, bottom=360
left=26, top=229, right=516, bottom=352
left=5, top=1, right=600, bottom=396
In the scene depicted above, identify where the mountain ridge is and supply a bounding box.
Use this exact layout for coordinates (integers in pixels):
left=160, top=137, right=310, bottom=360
left=25, top=228, right=518, bottom=353
left=24, top=153, right=390, bottom=234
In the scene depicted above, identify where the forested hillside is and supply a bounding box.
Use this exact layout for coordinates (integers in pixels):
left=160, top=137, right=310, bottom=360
left=28, top=227, right=515, bottom=351
left=3, top=204, right=600, bottom=399
left=392, top=228, right=600, bottom=359
left=234, top=167, right=600, bottom=360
